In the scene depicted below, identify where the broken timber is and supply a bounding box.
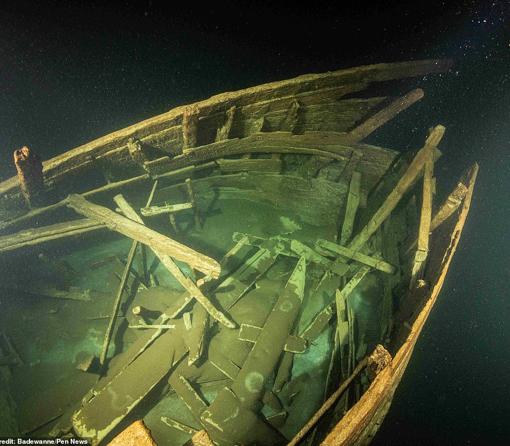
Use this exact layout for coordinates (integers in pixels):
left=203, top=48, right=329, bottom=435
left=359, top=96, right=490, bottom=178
left=140, top=202, right=193, bottom=217
left=66, top=193, right=221, bottom=278
left=0, top=218, right=104, bottom=253
left=346, top=88, right=424, bottom=143
left=348, top=125, right=445, bottom=253
left=409, top=141, right=435, bottom=288
left=316, top=239, right=395, bottom=274
left=114, top=194, right=235, bottom=328
left=98, top=181, right=159, bottom=368
left=340, top=171, right=361, bottom=245
left=200, top=258, right=306, bottom=445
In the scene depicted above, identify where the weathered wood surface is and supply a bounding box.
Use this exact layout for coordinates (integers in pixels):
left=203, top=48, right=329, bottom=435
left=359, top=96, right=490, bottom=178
left=201, top=258, right=306, bottom=444
left=409, top=146, right=435, bottom=288
left=66, top=194, right=221, bottom=278
left=346, top=88, right=424, bottom=143
left=0, top=59, right=451, bottom=197
left=340, top=171, right=362, bottom=245
left=216, top=157, right=282, bottom=173
left=0, top=173, right=151, bottom=234
left=144, top=131, right=382, bottom=175
left=72, top=322, right=188, bottom=445
left=215, top=105, right=236, bottom=142
left=348, top=125, right=445, bottom=253
left=140, top=202, right=193, bottom=217
left=0, top=218, right=104, bottom=253
left=114, top=194, right=234, bottom=328
left=98, top=182, right=158, bottom=369
left=315, top=239, right=395, bottom=274
left=0, top=133, right=395, bottom=234
left=320, top=164, right=478, bottom=446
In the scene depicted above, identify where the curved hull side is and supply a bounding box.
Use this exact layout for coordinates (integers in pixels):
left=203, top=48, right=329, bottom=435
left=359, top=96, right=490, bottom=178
left=321, top=164, right=478, bottom=446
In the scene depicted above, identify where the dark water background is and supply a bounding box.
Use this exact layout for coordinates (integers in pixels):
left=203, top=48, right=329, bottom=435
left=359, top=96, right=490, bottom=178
left=0, top=1, right=509, bottom=444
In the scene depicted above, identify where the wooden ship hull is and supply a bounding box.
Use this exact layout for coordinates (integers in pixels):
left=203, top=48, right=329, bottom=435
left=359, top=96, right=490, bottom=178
left=0, top=59, right=477, bottom=446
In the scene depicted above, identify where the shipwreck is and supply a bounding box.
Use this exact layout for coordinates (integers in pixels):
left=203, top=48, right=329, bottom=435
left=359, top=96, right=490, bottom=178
left=0, top=59, right=477, bottom=446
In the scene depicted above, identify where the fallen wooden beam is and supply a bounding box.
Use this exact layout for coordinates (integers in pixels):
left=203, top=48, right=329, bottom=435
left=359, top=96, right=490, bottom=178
left=114, top=194, right=234, bottom=328
left=66, top=193, right=221, bottom=278
left=99, top=181, right=159, bottom=369
left=347, top=88, right=424, bottom=143
left=0, top=174, right=151, bottom=234
left=140, top=202, right=193, bottom=217
left=348, top=125, right=445, bottom=253
left=315, top=239, right=395, bottom=274
left=0, top=218, right=104, bottom=253
left=340, top=171, right=362, bottom=245
left=410, top=145, right=435, bottom=288
left=185, top=178, right=201, bottom=229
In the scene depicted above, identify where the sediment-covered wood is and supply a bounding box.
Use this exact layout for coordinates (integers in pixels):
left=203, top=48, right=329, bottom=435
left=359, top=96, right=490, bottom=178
left=0, top=218, right=103, bottom=253
left=0, top=59, right=450, bottom=198
left=114, top=194, right=234, bottom=328
left=409, top=146, right=435, bottom=288
left=66, top=194, right=221, bottom=277
left=346, top=88, right=424, bottom=142
left=348, top=125, right=445, bottom=253
left=140, top=203, right=193, bottom=217
left=316, top=239, right=395, bottom=274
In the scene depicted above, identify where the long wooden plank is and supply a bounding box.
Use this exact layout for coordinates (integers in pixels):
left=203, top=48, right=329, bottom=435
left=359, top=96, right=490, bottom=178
left=348, top=125, right=445, bottom=253
left=66, top=194, right=221, bottom=278
left=0, top=218, right=103, bottom=253
left=114, top=194, right=234, bottom=328
left=409, top=147, right=435, bottom=288
left=340, top=171, right=362, bottom=245
left=0, top=59, right=451, bottom=197
left=98, top=181, right=158, bottom=369
left=347, top=88, right=424, bottom=142
left=316, top=239, right=395, bottom=274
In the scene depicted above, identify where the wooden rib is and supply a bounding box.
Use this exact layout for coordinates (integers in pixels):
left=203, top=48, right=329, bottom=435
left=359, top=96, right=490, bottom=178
left=348, top=125, right=445, bottom=253
left=0, top=59, right=451, bottom=197
left=215, top=106, right=236, bottom=142
left=280, top=99, right=300, bottom=132
left=144, top=132, right=354, bottom=174
left=0, top=218, right=104, bottom=253
left=346, top=88, right=424, bottom=142
left=316, top=239, right=395, bottom=274
left=114, top=194, right=234, bottom=328
left=185, top=178, right=201, bottom=228
left=340, top=171, right=362, bottom=245
left=182, top=105, right=199, bottom=152
left=66, top=194, right=220, bottom=277
left=216, top=158, right=282, bottom=173
left=99, top=181, right=158, bottom=368
left=409, top=147, right=435, bottom=288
